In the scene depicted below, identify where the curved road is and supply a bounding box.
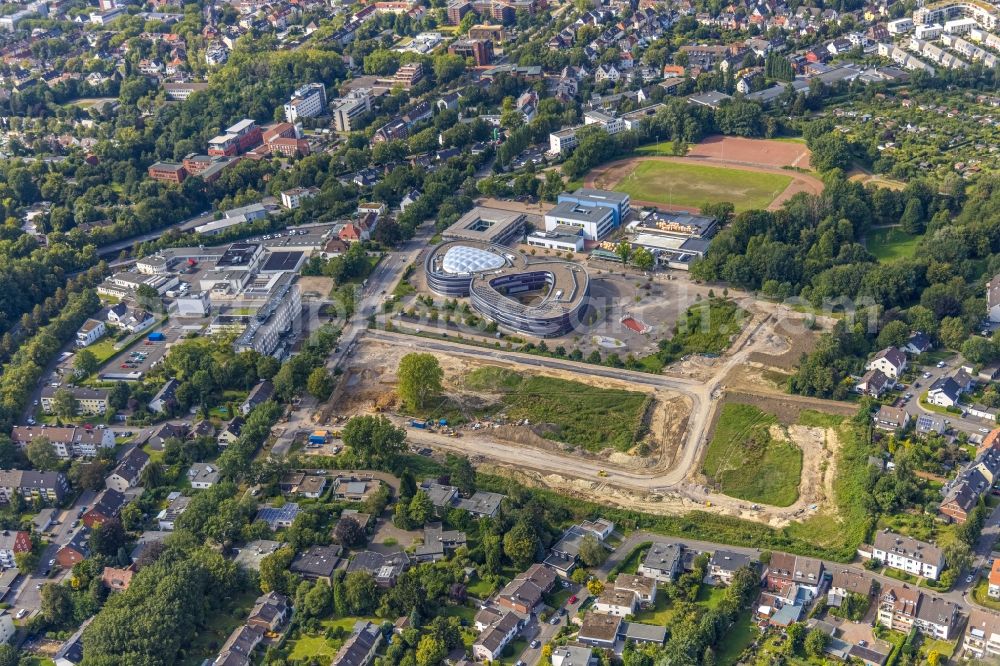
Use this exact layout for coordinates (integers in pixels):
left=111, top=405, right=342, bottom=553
left=365, top=312, right=775, bottom=492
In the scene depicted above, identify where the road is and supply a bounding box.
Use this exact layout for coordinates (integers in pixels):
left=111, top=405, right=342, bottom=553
left=270, top=223, right=435, bottom=458
left=95, top=197, right=278, bottom=257
left=362, top=320, right=836, bottom=500
left=13, top=489, right=97, bottom=614
left=901, top=354, right=995, bottom=438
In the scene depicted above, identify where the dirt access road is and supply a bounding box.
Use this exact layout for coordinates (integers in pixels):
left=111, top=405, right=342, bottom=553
left=361, top=303, right=848, bottom=526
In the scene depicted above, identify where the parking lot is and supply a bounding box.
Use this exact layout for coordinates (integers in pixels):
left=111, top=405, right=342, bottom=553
left=96, top=324, right=184, bottom=380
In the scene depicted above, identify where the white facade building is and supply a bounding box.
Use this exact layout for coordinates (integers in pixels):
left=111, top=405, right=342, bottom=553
left=283, top=83, right=327, bottom=123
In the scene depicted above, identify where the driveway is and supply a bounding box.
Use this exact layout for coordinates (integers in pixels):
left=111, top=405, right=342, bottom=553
left=518, top=586, right=590, bottom=666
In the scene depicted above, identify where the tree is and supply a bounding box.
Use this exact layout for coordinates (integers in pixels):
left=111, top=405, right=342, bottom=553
left=40, top=582, right=73, bottom=625
left=616, top=241, right=632, bottom=264
left=408, top=491, right=433, bottom=527
left=90, top=518, right=127, bottom=557
left=397, top=353, right=444, bottom=411
left=632, top=247, right=654, bottom=272
left=447, top=454, right=476, bottom=495
left=785, top=622, right=806, bottom=655
left=342, top=415, right=407, bottom=470
left=26, top=437, right=59, bottom=471
left=302, top=580, right=333, bottom=618
left=109, top=381, right=130, bottom=410
left=307, top=367, right=335, bottom=400
left=74, top=349, right=100, bottom=376
left=578, top=534, right=608, bottom=567
left=804, top=629, right=829, bottom=658
left=900, top=197, right=925, bottom=235
left=344, top=571, right=378, bottom=615
left=503, top=521, right=539, bottom=569
left=416, top=634, right=447, bottom=666
left=259, top=546, right=296, bottom=594
left=51, top=388, right=78, bottom=419
left=586, top=578, right=604, bottom=596
left=0, top=644, right=17, bottom=666
left=334, top=516, right=365, bottom=548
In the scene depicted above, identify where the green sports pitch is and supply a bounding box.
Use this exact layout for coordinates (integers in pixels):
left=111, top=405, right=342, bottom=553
left=610, top=160, right=794, bottom=212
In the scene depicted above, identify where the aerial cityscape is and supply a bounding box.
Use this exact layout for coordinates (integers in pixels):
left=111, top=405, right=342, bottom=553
left=1, top=0, right=1000, bottom=663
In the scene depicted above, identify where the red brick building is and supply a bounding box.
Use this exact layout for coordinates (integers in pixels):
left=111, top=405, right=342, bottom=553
left=147, top=161, right=188, bottom=183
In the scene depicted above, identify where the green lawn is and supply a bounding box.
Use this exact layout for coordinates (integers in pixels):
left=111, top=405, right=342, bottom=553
left=867, top=228, right=922, bottom=262
left=462, top=367, right=651, bottom=452
left=611, top=160, right=793, bottom=212
left=796, top=410, right=845, bottom=428
left=633, top=592, right=674, bottom=625
left=634, top=140, right=677, bottom=156
left=972, top=579, right=1000, bottom=611
left=716, top=610, right=757, bottom=666
left=286, top=617, right=380, bottom=663
left=287, top=632, right=341, bottom=662
left=467, top=574, right=496, bottom=599
left=702, top=404, right=803, bottom=506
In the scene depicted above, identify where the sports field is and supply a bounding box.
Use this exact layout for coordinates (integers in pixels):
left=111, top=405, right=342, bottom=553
left=610, top=160, right=794, bottom=212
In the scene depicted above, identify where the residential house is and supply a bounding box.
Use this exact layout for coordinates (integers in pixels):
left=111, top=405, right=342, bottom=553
left=497, top=576, right=545, bottom=615
left=638, top=542, right=683, bottom=583
left=0, top=530, right=31, bottom=568
left=332, top=476, right=380, bottom=502
left=82, top=489, right=128, bottom=528
left=472, top=611, right=522, bottom=662
left=857, top=369, right=890, bottom=398
left=413, top=523, right=467, bottom=562
left=256, top=503, right=300, bottom=530
left=56, top=527, right=91, bottom=568
left=578, top=612, right=622, bottom=649
left=54, top=617, right=93, bottom=666
left=347, top=550, right=410, bottom=587
left=874, top=406, right=910, bottom=431
left=188, top=462, right=220, bottom=489
left=928, top=376, right=963, bottom=407
left=903, top=332, right=932, bottom=355
left=106, top=447, right=150, bottom=493
left=101, top=565, right=135, bottom=591
left=614, top=574, right=657, bottom=607
left=218, top=417, right=245, bottom=447
left=332, top=621, right=382, bottom=666
left=866, top=347, right=907, bottom=380
left=247, top=591, right=290, bottom=634
left=213, top=624, right=264, bottom=666
left=870, top=530, right=944, bottom=580
left=76, top=319, right=106, bottom=347
left=708, top=550, right=753, bottom=584
left=240, top=380, right=274, bottom=415
left=988, top=271, right=1000, bottom=322
left=290, top=544, right=342, bottom=582
left=827, top=569, right=875, bottom=608
left=594, top=588, right=638, bottom=616
left=157, top=493, right=190, bottom=530
left=964, top=608, right=1000, bottom=659
left=551, top=646, right=595, bottom=666
left=989, top=559, right=1000, bottom=599
left=149, top=378, right=181, bottom=414
left=766, top=552, right=825, bottom=601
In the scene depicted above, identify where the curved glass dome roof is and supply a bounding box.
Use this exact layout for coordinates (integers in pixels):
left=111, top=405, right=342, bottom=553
left=441, top=245, right=506, bottom=274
